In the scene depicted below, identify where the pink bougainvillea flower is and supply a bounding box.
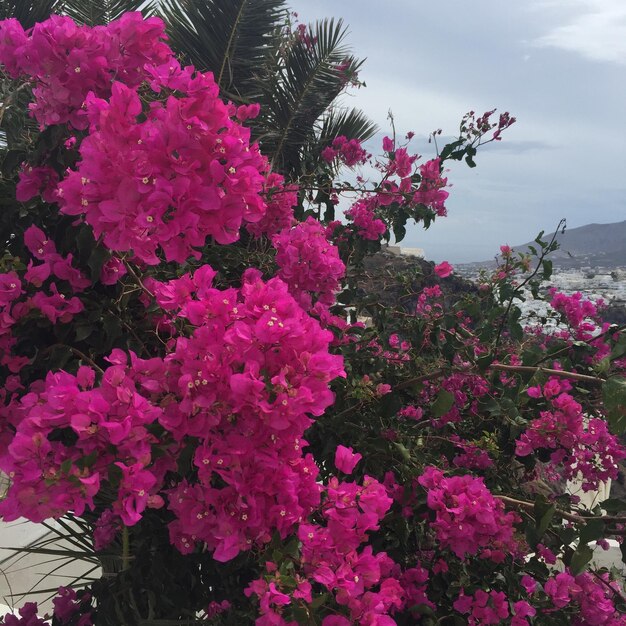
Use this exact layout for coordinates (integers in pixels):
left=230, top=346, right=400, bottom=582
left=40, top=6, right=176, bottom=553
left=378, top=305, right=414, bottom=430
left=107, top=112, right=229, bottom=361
left=434, top=261, right=453, bottom=278
left=334, top=445, right=362, bottom=474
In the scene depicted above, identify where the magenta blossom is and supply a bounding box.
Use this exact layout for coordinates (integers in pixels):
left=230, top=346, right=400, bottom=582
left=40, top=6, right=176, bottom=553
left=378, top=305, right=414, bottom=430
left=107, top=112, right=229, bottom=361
left=434, top=261, right=453, bottom=278
left=334, top=445, right=363, bottom=474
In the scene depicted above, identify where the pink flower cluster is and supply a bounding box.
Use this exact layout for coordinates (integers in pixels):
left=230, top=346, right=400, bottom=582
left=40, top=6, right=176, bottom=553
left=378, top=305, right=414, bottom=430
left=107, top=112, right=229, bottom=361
left=460, top=109, right=516, bottom=144
left=16, top=165, right=59, bottom=203
left=550, top=289, right=604, bottom=341
left=150, top=267, right=345, bottom=560
left=0, top=264, right=345, bottom=565
left=51, top=587, right=93, bottom=626
left=418, top=372, right=489, bottom=427
left=0, top=603, right=45, bottom=626
left=412, top=158, right=449, bottom=216
left=57, top=61, right=268, bottom=264
left=0, top=226, right=89, bottom=373
left=321, top=136, right=369, bottom=167
left=344, top=200, right=387, bottom=240
left=418, top=466, right=521, bottom=561
left=450, top=436, right=494, bottom=471
left=382, top=138, right=417, bottom=177
left=434, top=261, right=453, bottom=278
left=23, top=226, right=90, bottom=292
left=246, top=474, right=420, bottom=626
left=516, top=379, right=626, bottom=490
left=0, top=270, right=27, bottom=373
left=543, top=571, right=626, bottom=625
left=273, top=218, right=346, bottom=309
left=323, top=137, right=452, bottom=248
left=379, top=137, right=449, bottom=215
left=453, top=589, right=535, bottom=625
left=1, top=587, right=93, bottom=626
left=0, top=13, right=171, bottom=129
left=0, top=361, right=164, bottom=524
left=246, top=173, right=297, bottom=238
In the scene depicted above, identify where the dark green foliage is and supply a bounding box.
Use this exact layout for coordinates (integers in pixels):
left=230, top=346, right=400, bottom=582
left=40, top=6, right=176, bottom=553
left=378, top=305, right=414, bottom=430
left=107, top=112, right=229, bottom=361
left=159, top=0, right=285, bottom=96
left=0, top=0, right=57, bottom=27
left=159, top=1, right=377, bottom=179
left=60, top=0, right=157, bottom=26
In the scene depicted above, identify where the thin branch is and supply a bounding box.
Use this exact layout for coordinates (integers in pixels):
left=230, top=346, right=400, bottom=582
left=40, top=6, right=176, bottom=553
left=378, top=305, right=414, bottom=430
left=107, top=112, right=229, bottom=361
left=590, top=570, right=626, bottom=604
left=394, top=368, right=446, bottom=390
left=122, top=527, right=130, bottom=571
left=123, top=260, right=154, bottom=298
left=494, top=219, right=565, bottom=349
left=42, top=344, right=104, bottom=374
left=496, top=495, right=626, bottom=524
left=491, top=364, right=603, bottom=386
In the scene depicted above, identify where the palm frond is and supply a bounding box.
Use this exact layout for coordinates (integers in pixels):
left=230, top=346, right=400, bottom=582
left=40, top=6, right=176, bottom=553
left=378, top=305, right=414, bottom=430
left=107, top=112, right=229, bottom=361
left=60, top=0, right=156, bottom=26
left=258, top=18, right=365, bottom=177
left=159, top=0, right=286, bottom=97
left=317, top=106, right=378, bottom=147
left=297, top=106, right=378, bottom=183
left=0, top=0, right=60, bottom=27
left=0, top=519, right=100, bottom=612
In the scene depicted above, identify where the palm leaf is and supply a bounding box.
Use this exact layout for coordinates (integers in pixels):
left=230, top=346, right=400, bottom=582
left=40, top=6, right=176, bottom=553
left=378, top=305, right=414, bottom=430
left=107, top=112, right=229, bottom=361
left=295, top=107, right=378, bottom=190
left=0, top=0, right=60, bottom=27
left=317, top=106, right=378, bottom=149
left=0, top=518, right=100, bottom=610
left=159, top=0, right=286, bottom=98
left=59, top=0, right=156, bottom=26
left=258, top=18, right=365, bottom=177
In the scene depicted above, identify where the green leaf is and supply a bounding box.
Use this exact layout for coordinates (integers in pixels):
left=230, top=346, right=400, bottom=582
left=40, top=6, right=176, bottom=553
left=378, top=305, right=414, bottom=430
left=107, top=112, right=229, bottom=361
left=602, top=377, right=626, bottom=435
left=510, top=322, right=524, bottom=341
left=525, top=524, right=540, bottom=548
left=409, top=604, right=436, bottom=616
left=431, top=390, right=454, bottom=418
left=536, top=504, right=556, bottom=538
left=336, top=289, right=355, bottom=305
left=107, top=463, right=123, bottom=489
left=87, top=245, right=109, bottom=281
left=74, top=324, right=94, bottom=342
left=610, top=332, right=626, bottom=361
left=310, top=593, right=328, bottom=609
left=0, top=0, right=59, bottom=27
left=76, top=451, right=98, bottom=470
left=439, top=139, right=464, bottom=161
left=380, top=392, right=402, bottom=419
left=579, top=519, right=605, bottom=545
left=392, top=441, right=411, bottom=462
left=2, top=149, right=27, bottom=177
left=392, top=221, right=406, bottom=243
left=290, top=607, right=309, bottom=624
left=599, top=498, right=626, bottom=514
left=101, top=313, right=122, bottom=349
left=541, top=258, right=553, bottom=280
left=569, top=544, right=593, bottom=575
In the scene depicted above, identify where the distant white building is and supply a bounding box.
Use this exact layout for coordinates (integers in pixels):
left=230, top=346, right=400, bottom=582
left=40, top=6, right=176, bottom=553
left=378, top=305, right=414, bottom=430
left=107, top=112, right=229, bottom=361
left=385, top=245, right=425, bottom=258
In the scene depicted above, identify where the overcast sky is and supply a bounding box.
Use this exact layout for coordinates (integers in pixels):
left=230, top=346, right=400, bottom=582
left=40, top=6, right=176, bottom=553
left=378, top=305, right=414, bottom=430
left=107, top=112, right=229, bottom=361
left=289, top=0, right=626, bottom=262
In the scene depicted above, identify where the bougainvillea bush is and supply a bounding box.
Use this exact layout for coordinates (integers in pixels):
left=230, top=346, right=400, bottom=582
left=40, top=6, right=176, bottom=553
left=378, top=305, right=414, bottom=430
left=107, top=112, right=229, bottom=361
left=1, top=8, right=626, bottom=626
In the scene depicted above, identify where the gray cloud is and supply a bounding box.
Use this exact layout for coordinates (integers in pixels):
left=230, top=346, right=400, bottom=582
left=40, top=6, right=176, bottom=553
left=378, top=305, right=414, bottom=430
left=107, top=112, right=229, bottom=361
left=533, top=0, right=626, bottom=64
left=288, top=0, right=626, bottom=262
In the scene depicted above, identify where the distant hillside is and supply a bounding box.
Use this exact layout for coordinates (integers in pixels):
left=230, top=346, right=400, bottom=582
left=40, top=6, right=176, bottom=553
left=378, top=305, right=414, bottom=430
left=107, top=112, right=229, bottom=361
left=464, top=220, right=626, bottom=269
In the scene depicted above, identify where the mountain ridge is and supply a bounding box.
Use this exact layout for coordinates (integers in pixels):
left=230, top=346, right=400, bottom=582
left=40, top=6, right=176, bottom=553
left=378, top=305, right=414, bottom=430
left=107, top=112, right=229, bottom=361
left=462, top=220, right=626, bottom=269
